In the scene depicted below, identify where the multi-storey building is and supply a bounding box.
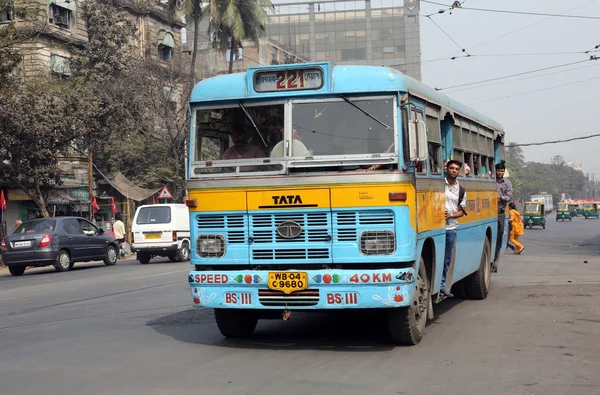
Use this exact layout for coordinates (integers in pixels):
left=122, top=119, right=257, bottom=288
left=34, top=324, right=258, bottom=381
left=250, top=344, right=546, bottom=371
left=183, top=0, right=421, bottom=79
left=266, top=0, right=421, bottom=79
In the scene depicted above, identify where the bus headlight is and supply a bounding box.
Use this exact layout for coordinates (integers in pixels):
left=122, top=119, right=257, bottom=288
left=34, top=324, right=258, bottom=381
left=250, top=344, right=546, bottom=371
left=197, top=235, right=225, bottom=257
left=360, top=231, right=396, bottom=255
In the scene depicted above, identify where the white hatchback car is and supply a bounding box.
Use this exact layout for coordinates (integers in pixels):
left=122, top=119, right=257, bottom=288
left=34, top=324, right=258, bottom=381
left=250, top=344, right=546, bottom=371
left=131, top=204, right=190, bottom=264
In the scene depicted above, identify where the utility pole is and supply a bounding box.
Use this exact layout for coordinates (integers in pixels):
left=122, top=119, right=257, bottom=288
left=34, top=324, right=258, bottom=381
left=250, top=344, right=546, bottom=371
left=88, top=150, right=93, bottom=221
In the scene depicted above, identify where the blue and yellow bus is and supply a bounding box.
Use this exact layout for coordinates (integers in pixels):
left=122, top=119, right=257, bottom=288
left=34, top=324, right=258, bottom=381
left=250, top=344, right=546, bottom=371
left=185, top=62, right=507, bottom=345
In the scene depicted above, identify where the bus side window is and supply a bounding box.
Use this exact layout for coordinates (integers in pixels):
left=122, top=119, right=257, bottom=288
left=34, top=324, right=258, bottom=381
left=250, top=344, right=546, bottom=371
left=464, top=152, right=473, bottom=177
left=425, top=113, right=442, bottom=174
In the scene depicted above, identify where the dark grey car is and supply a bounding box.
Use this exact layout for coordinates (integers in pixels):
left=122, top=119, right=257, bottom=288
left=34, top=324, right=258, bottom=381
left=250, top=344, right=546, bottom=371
left=1, top=217, right=119, bottom=276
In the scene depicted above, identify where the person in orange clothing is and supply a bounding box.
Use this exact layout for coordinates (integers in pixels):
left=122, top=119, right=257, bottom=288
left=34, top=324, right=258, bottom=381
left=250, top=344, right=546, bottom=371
left=508, top=202, right=525, bottom=254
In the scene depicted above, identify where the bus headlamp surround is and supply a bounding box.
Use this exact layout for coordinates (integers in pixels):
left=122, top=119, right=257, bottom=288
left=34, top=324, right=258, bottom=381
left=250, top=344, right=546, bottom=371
left=360, top=231, right=396, bottom=255
left=197, top=235, right=225, bottom=257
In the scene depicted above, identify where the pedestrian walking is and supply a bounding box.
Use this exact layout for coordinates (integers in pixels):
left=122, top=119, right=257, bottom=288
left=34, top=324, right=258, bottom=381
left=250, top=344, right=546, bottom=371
left=508, top=202, right=525, bottom=254
left=113, top=213, right=126, bottom=259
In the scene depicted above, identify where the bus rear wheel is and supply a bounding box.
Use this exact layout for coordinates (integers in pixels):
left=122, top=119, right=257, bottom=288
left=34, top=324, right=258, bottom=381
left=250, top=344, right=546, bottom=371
left=214, top=309, right=258, bottom=338
left=388, top=257, right=429, bottom=345
left=465, top=238, right=492, bottom=300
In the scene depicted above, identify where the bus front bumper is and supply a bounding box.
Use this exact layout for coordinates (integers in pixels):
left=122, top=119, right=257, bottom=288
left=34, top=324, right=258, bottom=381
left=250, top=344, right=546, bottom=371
left=188, top=268, right=416, bottom=309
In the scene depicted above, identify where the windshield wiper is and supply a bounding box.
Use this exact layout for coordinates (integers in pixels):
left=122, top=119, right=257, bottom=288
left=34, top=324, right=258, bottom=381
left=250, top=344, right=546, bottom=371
left=238, top=101, right=268, bottom=148
left=341, top=96, right=392, bottom=130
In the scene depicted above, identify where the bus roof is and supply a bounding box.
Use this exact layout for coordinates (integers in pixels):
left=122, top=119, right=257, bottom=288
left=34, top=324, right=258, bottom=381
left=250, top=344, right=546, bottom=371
left=190, top=62, right=504, bottom=132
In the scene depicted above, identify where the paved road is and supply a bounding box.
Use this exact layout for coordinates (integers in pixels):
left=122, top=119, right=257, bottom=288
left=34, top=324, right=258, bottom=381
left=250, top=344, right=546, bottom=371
left=1, top=213, right=599, bottom=395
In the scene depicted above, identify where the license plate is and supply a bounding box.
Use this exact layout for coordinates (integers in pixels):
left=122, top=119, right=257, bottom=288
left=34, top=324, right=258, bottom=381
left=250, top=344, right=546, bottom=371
left=268, top=272, right=308, bottom=294
left=144, top=234, right=162, bottom=240
left=14, top=241, right=32, bottom=248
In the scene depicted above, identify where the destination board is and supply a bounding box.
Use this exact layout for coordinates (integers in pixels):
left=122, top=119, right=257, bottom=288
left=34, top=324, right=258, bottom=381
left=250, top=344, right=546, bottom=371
left=254, top=68, right=323, bottom=92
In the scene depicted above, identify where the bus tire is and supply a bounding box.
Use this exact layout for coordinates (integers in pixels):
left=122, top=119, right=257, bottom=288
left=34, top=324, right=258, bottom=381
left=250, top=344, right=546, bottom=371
left=388, top=257, right=429, bottom=345
left=465, top=238, right=492, bottom=300
left=214, top=309, right=258, bottom=338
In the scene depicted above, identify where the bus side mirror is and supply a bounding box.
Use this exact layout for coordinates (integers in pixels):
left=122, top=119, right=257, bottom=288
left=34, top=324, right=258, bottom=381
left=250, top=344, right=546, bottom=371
left=408, top=119, right=427, bottom=162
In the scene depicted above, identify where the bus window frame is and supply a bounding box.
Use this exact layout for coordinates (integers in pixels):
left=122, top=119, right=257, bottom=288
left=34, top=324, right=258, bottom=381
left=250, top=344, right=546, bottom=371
left=190, top=99, right=288, bottom=178
left=189, top=95, right=399, bottom=177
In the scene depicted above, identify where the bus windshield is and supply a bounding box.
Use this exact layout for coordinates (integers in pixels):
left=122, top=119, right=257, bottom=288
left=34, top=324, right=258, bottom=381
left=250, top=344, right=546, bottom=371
left=191, top=97, right=396, bottom=176
left=291, top=98, right=395, bottom=156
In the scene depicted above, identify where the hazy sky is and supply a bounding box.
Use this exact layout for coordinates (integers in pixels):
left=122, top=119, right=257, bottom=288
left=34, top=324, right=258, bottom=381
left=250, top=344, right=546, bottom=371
left=419, top=0, right=600, bottom=178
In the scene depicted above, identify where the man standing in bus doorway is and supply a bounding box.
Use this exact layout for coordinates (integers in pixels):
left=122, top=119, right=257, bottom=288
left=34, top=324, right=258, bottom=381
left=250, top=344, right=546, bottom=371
left=494, top=160, right=513, bottom=268
left=441, top=160, right=467, bottom=297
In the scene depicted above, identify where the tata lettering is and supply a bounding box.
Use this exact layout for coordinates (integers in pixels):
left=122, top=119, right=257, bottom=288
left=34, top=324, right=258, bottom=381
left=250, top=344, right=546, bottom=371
left=254, top=68, right=323, bottom=92
left=272, top=195, right=303, bottom=205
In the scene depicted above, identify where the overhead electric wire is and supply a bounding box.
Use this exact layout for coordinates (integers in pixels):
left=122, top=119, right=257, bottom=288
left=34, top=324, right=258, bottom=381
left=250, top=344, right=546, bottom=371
left=508, top=133, right=600, bottom=147
left=435, top=59, right=594, bottom=91
left=426, top=15, right=469, bottom=54
left=472, top=51, right=591, bottom=57
left=464, top=0, right=600, bottom=52
left=421, top=0, right=600, bottom=20
left=446, top=62, right=600, bottom=93
left=468, top=75, right=600, bottom=105
left=422, top=0, right=600, bottom=64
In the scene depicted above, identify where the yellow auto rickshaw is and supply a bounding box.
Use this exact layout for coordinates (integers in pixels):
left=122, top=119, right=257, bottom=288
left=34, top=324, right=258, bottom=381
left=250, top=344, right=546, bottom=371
left=523, top=201, right=546, bottom=229
left=556, top=202, right=571, bottom=221
left=582, top=203, right=599, bottom=219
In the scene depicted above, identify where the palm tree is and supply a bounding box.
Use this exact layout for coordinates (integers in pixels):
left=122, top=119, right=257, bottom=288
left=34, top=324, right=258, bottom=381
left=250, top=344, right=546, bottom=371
left=207, top=0, right=273, bottom=74
left=167, top=0, right=204, bottom=90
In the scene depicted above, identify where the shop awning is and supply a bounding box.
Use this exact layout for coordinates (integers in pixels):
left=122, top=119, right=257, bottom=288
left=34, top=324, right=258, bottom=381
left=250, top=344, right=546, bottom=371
left=98, top=170, right=161, bottom=202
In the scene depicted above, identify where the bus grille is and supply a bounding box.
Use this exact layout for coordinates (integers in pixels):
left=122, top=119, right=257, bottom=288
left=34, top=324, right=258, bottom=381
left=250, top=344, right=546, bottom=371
left=334, top=210, right=395, bottom=242
left=250, top=212, right=330, bottom=243
left=196, top=215, right=246, bottom=244
left=258, top=289, right=320, bottom=306
left=252, top=248, right=330, bottom=260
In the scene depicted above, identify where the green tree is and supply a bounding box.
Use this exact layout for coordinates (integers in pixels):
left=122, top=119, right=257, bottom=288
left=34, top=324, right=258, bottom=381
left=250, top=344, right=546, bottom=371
left=207, top=0, right=273, bottom=73
left=70, top=0, right=190, bottom=201
left=166, top=0, right=203, bottom=90
left=0, top=81, right=83, bottom=217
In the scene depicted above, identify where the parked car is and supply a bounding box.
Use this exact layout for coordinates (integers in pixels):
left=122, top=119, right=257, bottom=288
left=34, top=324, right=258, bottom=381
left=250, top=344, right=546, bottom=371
left=131, top=204, right=190, bottom=264
left=0, top=217, right=119, bottom=276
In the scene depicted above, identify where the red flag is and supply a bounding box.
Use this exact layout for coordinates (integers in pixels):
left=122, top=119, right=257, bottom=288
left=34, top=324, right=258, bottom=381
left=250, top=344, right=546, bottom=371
left=92, top=196, right=99, bottom=213
left=111, top=197, right=117, bottom=214
left=152, top=195, right=157, bottom=205
left=0, top=190, right=6, bottom=211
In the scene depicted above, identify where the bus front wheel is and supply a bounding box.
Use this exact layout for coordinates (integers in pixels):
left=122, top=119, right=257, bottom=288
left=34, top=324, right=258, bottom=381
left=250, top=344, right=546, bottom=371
left=214, top=309, right=258, bottom=338
left=388, top=257, right=429, bottom=345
